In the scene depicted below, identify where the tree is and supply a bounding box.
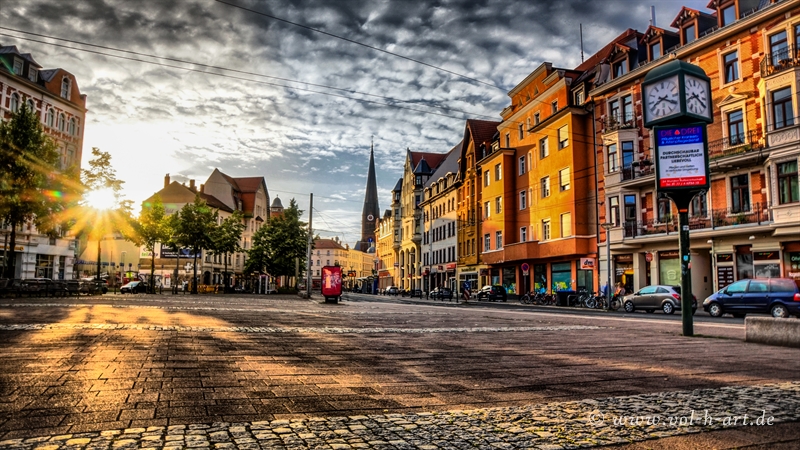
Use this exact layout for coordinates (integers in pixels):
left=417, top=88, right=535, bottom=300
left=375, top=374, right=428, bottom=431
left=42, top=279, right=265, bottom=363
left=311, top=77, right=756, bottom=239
left=209, top=209, right=245, bottom=291
left=0, top=104, right=70, bottom=278
left=135, top=195, right=172, bottom=292
left=82, top=147, right=134, bottom=214
left=246, top=198, right=308, bottom=286
left=172, top=195, right=217, bottom=294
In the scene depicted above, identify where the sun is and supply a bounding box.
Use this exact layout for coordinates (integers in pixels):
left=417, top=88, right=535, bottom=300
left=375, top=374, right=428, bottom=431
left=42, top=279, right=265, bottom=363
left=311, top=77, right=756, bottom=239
left=84, top=188, right=118, bottom=210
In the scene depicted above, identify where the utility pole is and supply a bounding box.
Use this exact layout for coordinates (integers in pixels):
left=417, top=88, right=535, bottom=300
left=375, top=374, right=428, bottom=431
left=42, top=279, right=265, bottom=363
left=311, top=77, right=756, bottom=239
left=306, top=193, right=313, bottom=298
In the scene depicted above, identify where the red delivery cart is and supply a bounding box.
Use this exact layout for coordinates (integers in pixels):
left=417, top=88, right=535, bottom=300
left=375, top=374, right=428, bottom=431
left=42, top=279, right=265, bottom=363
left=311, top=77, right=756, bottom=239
left=321, top=265, right=343, bottom=303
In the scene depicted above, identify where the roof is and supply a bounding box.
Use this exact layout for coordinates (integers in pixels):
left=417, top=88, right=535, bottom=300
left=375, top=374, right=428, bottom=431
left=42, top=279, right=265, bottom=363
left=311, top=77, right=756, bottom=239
left=409, top=150, right=448, bottom=171
left=144, top=181, right=233, bottom=213
left=670, top=6, right=717, bottom=28
left=391, top=178, right=403, bottom=192
left=413, top=158, right=433, bottom=175
left=271, top=197, right=284, bottom=208
left=314, top=238, right=347, bottom=250
left=575, top=28, right=640, bottom=72
left=425, top=141, right=462, bottom=189
left=465, top=119, right=500, bottom=147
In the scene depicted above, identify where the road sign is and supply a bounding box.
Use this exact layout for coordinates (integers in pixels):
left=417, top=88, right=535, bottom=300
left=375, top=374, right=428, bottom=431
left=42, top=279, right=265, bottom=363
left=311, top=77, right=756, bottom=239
left=521, top=263, right=530, bottom=275
left=646, top=253, right=653, bottom=262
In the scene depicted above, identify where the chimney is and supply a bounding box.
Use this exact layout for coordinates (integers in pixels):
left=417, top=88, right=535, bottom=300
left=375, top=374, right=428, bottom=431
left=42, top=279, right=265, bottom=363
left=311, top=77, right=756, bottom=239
left=189, top=180, right=196, bottom=191
left=200, top=184, right=204, bottom=193
left=164, top=174, right=170, bottom=188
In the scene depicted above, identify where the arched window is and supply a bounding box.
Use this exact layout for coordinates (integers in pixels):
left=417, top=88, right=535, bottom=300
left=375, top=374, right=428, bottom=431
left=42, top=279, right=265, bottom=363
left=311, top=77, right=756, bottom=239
left=46, top=108, right=54, bottom=127
left=59, top=113, right=66, bottom=132
left=69, top=118, right=76, bottom=136
left=10, top=93, right=19, bottom=113
left=61, top=77, right=70, bottom=99
left=26, top=99, right=35, bottom=112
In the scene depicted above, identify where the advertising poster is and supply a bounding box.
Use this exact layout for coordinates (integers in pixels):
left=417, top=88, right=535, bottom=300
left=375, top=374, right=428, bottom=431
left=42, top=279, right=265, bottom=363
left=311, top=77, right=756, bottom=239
left=159, top=244, right=201, bottom=259
left=656, top=125, right=708, bottom=190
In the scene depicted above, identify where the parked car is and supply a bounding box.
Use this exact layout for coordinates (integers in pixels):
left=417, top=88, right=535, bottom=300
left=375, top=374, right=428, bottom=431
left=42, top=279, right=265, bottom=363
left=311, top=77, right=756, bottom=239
left=703, top=278, right=800, bottom=318
left=386, top=286, right=399, bottom=295
left=477, top=285, right=507, bottom=302
left=430, top=287, right=453, bottom=300
left=120, top=280, right=143, bottom=294
left=81, top=277, right=109, bottom=294
left=622, top=285, right=697, bottom=314
left=409, top=289, right=423, bottom=298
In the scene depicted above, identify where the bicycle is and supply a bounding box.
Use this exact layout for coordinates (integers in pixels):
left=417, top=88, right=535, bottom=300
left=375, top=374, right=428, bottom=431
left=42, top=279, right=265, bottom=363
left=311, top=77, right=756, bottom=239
left=519, top=291, right=533, bottom=304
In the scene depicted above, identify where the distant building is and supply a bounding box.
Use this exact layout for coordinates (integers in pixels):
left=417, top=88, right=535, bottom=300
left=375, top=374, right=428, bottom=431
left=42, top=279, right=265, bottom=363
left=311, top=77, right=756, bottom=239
left=355, top=143, right=380, bottom=253
left=1, top=44, right=87, bottom=279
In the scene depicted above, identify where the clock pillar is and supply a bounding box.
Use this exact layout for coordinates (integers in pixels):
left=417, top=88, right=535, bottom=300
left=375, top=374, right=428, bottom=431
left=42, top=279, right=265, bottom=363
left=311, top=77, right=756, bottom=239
left=642, top=60, right=713, bottom=337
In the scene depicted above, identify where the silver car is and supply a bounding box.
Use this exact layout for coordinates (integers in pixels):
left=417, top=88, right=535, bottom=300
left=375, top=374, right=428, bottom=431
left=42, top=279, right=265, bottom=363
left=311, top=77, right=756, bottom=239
left=622, top=285, right=697, bottom=315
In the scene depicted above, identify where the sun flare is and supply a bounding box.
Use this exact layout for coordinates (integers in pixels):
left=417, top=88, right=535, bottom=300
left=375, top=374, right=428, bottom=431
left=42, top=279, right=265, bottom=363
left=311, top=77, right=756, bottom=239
left=84, top=188, right=117, bottom=211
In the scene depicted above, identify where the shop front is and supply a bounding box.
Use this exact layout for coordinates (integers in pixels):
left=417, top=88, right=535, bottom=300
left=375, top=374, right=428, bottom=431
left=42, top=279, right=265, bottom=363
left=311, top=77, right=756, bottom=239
left=614, top=254, right=634, bottom=293
left=785, top=242, right=800, bottom=284
left=658, top=251, right=680, bottom=287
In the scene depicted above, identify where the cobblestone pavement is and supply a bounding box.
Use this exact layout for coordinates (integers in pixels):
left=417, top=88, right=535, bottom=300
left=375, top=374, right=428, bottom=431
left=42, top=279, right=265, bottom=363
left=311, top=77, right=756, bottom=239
left=0, top=294, right=798, bottom=448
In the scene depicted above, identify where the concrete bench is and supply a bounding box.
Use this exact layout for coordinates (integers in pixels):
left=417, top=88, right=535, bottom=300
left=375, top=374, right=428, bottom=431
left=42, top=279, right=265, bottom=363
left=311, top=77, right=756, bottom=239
left=745, top=317, right=800, bottom=348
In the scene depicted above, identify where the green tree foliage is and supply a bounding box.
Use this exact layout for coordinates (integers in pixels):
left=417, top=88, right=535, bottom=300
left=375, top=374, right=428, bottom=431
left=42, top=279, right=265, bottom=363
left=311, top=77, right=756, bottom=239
left=245, top=198, right=308, bottom=283
left=209, top=209, right=245, bottom=291
left=172, top=195, right=218, bottom=294
left=0, top=104, right=70, bottom=278
left=136, top=195, right=172, bottom=292
left=82, top=147, right=134, bottom=214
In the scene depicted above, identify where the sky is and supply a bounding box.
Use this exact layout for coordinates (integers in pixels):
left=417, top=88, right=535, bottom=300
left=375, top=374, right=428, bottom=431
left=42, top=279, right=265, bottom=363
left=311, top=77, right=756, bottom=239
left=1, top=0, right=712, bottom=246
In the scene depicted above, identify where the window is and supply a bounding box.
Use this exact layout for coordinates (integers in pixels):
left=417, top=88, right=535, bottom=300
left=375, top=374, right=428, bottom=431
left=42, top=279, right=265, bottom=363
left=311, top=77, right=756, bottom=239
left=534, top=112, right=540, bottom=125
left=624, top=195, right=637, bottom=225
left=505, top=133, right=510, bottom=148
left=769, top=31, right=789, bottom=65
left=519, top=190, right=527, bottom=210
left=657, top=197, right=671, bottom=222
left=613, top=59, right=627, bottom=78
left=650, top=42, right=661, bottom=60
left=609, top=99, right=620, bottom=121
left=484, top=201, right=490, bottom=218
left=46, top=108, right=54, bottom=127
left=607, top=144, right=618, bottom=172
left=495, top=196, right=502, bottom=214
left=10, top=94, right=19, bottom=113
left=778, top=161, right=799, bottom=204
left=683, top=24, right=696, bottom=44
left=772, top=87, right=794, bottom=130
left=609, top=196, right=620, bottom=226
left=13, top=58, right=23, bottom=75
left=484, top=170, right=490, bottom=187
left=541, top=177, right=550, bottom=198
left=484, top=234, right=490, bottom=251
left=520, top=227, right=527, bottom=242
left=61, top=77, right=70, bottom=99
left=28, top=67, right=37, bottom=83
left=558, top=125, right=568, bottom=149
left=539, top=137, right=549, bottom=159
left=551, top=100, right=558, bottom=114
left=561, top=213, right=572, bottom=237
left=542, top=219, right=551, bottom=240
left=731, top=174, right=750, bottom=213
left=26, top=99, right=34, bottom=111
left=559, top=168, right=570, bottom=191
left=723, top=51, right=739, bottom=83
left=727, top=110, right=744, bottom=145
left=518, top=155, right=526, bottom=175
left=518, top=123, right=524, bottom=139
left=691, top=192, right=707, bottom=217
left=495, top=231, right=502, bottom=249
left=494, top=163, right=501, bottom=181
left=69, top=118, right=77, bottom=136
left=721, top=5, right=736, bottom=26
left=59, top=113, right=66, bottom=132
left=575, top=90, right=584, bottom=105
left=621, top=94, right=633, bottom=122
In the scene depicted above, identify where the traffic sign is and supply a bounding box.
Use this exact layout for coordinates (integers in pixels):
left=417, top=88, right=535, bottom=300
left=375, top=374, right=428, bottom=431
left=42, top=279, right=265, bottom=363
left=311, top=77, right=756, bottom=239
left=521, top=263, right=530, bottom=275
left=646, top=253, right=653, bottom=262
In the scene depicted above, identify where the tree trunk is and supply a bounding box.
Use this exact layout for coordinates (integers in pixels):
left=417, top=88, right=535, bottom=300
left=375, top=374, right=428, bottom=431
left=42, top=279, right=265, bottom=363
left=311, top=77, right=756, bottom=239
left=224, top=252, right=229, bottom=292
left=192, top=248, right=198, bottom=294
left=150, top=249, right=156, bottom=293
left=4, top=223, right=18, bottom=279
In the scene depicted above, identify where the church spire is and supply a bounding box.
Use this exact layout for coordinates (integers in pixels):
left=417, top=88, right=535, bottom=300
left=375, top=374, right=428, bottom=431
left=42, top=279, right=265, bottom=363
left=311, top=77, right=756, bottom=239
left=359, top=139, right=380, bottom=252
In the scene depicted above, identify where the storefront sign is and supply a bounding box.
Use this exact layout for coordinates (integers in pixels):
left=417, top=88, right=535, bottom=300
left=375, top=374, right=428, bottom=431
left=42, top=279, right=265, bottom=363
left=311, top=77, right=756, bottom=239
left=614, top=254, right=633, bottom=263
left=446, top=263, right=456, bottom=270
left=645, top=252, right=653, bottom=262
left=479, top=269, right=489, bottom=276
left=579, top=258, right=595, bottom=269
left=655, top=125, right=708, bottom=190
left=659, top=250, right=680, bottom=259
left=789, top=252, right=800, bottom=272
left=753, top=251, right=779, bottom=261
left=716, top=266, right=735, bottom=289
left=716, top=253, right=733, bottom=263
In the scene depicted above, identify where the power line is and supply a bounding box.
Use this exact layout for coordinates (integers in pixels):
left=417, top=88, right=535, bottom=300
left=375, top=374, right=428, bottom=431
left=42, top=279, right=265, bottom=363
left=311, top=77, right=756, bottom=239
left=214, top=0, right=507, bottom=91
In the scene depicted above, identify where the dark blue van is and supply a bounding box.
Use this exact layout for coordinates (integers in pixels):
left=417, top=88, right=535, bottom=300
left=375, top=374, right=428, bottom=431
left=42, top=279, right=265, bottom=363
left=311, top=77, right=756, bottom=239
left=703, top=278, right=800, bottom=318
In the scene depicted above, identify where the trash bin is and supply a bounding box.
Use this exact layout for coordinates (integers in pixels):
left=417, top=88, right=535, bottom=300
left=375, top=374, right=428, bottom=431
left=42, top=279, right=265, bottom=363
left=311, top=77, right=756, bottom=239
left=556, top=290, right=575, bottom=306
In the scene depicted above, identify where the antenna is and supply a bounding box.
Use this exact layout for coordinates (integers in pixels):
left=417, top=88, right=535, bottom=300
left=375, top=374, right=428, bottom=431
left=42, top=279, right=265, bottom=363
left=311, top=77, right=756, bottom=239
left=580, top=24, right=584, bottom=63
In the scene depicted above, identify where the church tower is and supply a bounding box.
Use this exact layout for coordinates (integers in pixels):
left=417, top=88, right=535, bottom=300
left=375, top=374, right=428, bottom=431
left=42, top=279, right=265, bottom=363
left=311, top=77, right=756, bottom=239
left=357, top=142, right=380, bottom=252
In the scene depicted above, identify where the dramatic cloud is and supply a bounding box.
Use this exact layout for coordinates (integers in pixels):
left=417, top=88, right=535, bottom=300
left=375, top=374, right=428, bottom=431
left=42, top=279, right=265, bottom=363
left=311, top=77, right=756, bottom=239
left=1, top=0, right=709, bottom=244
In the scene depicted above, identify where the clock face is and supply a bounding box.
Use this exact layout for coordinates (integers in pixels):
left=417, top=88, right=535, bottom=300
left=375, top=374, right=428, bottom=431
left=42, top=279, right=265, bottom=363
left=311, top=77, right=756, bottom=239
left=685, top=75, right=710, bottom=118
left=645, top=75, right=680, bottom=122
left=367, top=214, right=374, bottom=221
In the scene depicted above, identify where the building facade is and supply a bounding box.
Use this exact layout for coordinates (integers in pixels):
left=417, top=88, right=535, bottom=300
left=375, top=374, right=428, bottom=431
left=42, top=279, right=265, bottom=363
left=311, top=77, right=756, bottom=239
left=1, top=44, right=87, bottom=280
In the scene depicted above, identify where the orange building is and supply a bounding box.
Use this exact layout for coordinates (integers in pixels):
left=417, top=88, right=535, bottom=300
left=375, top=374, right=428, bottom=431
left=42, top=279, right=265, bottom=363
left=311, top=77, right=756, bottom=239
left=589, top=0, right=800, bottom=298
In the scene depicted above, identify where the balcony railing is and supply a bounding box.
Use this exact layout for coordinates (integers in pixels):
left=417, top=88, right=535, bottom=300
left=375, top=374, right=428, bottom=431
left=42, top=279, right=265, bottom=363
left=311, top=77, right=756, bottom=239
left=603, top=113, right=636, bottom=132
left=622, top=202, right=771, bottom=238
left=707, top=129, right=763, bottom=161
left=760, top=45, right=800, bottom=77
left=620, top=159, right=654, bottom=182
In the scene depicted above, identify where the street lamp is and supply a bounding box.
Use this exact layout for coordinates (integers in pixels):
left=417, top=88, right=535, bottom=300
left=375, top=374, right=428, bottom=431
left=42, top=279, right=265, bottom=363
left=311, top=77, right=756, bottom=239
left=601, top=222, right=613, bottom=310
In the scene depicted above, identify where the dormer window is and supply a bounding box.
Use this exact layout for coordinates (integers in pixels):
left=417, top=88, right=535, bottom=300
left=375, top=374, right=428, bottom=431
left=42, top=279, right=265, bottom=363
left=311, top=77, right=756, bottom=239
left=28, top=67, right=38, bottom=83
left=650, top=42, right=661, bottom=60
left=720, top=5, right=736, bottom=26
left=612, top=59, right=628, bottom=78
left=683, top=24, right=696, bottom=44
left=12, top=58, right=23, bottom=75
left=60, top=77, right=70, bottom=99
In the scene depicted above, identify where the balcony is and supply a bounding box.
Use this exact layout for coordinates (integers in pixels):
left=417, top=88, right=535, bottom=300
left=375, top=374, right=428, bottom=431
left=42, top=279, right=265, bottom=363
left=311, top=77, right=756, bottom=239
left=760, top=45, right=800, bottom=78
left=621, top=202, right=771, bottom=239
left=707, top=130, right=764, bottom=161
left=603, top=112, right=636, bottom=133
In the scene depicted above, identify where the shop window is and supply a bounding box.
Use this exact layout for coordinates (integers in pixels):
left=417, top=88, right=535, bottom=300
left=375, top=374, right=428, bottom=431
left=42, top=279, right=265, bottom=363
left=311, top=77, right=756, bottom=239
left=551, top=262, right=571, bottom=291
left=659, top=251, right=680, bottom=286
